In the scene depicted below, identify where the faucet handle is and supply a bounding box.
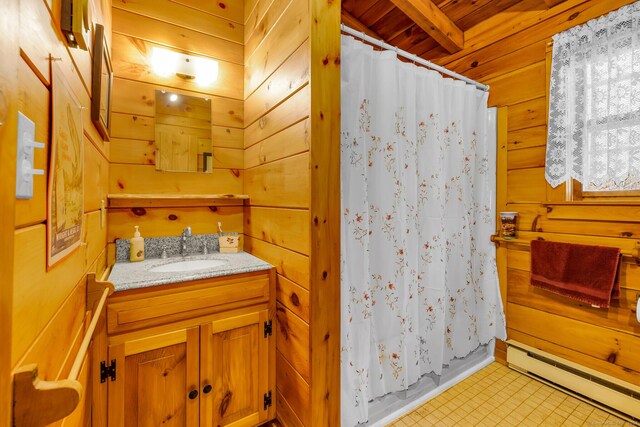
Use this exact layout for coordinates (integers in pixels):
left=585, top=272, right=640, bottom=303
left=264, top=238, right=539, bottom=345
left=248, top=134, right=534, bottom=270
left=161, top=245, right=168, bottom=259
left=183, top=226, right=192, bottom=237
left=203, top=241, right=208, bottom=255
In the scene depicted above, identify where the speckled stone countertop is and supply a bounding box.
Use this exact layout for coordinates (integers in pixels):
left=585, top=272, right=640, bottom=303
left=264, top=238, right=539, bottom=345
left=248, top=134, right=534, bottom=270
left=108, top=252, right=272, bottom=292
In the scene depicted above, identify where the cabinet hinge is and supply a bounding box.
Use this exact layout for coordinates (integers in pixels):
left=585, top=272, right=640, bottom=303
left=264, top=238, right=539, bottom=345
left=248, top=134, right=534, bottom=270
left=264, top=390, right=273, bottom=410
left=100, top=359, right=116, bottom=383
left=264, top=320, right=273, bottom=338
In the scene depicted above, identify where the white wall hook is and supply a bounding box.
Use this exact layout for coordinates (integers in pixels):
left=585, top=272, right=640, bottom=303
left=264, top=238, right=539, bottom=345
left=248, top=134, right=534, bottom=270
left=16, top=112, right=46, bottom=199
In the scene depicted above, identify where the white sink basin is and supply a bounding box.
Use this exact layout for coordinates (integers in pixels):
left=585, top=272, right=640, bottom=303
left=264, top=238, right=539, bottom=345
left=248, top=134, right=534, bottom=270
left=149, top=259, right=228, bottom=273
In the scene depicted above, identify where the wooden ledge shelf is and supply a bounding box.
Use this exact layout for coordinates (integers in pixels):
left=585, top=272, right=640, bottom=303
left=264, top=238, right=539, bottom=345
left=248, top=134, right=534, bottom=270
left=107, top=194, right=250, bottom=208
left=490, top=235, right=532, bottom=246
left=542, top=201, right=640, bottom=206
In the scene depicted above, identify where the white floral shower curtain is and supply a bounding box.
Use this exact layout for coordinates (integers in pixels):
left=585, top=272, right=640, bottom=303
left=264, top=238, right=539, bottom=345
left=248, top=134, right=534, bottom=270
left=340, top=35, right=506, bottom=427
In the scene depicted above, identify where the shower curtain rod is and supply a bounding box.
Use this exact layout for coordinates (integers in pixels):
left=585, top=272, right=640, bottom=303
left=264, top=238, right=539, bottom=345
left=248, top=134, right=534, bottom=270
left=341, top=24, right=490, bottom=92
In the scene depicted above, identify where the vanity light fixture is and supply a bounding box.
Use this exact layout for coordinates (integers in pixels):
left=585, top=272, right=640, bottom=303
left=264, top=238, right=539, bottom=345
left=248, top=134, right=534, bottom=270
left=169, top=93, right=179, bottom=102
left=151, top=47, right=219, bottom=86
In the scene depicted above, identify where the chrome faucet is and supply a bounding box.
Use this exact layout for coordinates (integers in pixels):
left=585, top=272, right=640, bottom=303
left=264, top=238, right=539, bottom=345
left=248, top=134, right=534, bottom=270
left=181, top=226, right=192, bottom=256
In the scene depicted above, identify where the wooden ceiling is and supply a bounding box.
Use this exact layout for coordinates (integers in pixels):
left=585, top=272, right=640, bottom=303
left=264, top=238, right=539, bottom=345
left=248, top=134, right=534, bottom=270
left=341, top=0, right=567, bottom=62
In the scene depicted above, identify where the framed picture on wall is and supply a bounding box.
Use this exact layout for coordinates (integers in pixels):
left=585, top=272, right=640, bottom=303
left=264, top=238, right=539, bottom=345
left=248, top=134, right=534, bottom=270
left=91, top=23, right=112, bottom=141
left=47, top=64, right=84, bottom=269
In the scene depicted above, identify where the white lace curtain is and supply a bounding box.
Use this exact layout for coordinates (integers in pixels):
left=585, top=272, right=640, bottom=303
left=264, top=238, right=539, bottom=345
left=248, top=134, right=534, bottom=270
left=340, top=35, right=506, bottom=427
left=546, top=2, right=640, bottom=190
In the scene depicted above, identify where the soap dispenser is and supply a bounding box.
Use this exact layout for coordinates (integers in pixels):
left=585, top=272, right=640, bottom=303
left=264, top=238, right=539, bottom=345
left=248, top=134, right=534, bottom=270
left=130, top=226, right=145, bottom=262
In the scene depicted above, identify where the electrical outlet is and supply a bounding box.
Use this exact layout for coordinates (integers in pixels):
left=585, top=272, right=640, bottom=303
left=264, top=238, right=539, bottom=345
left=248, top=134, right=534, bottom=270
left=16, top=112, right=45, bottom=199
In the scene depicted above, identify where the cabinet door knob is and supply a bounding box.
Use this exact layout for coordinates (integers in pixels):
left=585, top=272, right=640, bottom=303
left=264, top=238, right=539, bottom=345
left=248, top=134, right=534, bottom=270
left=203, top=384, right=212, bottom=394
left=188, top=389, right=199, bottom=400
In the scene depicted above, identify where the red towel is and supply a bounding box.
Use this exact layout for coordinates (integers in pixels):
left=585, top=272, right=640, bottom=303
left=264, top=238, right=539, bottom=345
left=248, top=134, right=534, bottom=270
left=530, top=240, right=621, bottom=308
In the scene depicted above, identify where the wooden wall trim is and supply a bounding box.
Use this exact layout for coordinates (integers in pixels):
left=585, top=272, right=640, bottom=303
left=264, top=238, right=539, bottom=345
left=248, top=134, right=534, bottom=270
left=308, top=0, right=341, bottom=425
left=0, top=0, right=18, bottom=422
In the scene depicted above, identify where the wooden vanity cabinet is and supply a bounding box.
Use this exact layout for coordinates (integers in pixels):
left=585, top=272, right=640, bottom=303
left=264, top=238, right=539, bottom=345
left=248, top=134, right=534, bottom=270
left=105, top=269, right=276, bottom=427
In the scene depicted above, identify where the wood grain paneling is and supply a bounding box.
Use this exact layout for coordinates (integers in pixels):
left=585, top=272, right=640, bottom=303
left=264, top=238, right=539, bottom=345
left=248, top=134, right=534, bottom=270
left=244, top=0, right=309, bottom=97
left=276, top=351, right=311, bottom=427
left=108, top=206, right=244, bottom=242
left=486, top=61, right=546, bottom=106
left=276, top=275, right=310, bottom=323
left=244, top=119, right=310, bottom=169
left=8, top=1, right=111, bottom=424
left=113, top=0, right=243, bottom=43
left=507, top=126, right=547, bottom=151
left=244, top=207, right=310, bottom=255
left=506, top=167, right=546, bottom=203
left=84, top=137, right=110, bottom=213
left=507, top=97, right=547, bottom=132
left=244, top=153, right=310, bottom=208
left=110, top=164, right=242, bottom=194
left=276, top=303, right=310, bottom=383
left=507, top=146, right=546, bottom=170
left=243, top=236, right=310, bottom=289
left=0, top=0, right=19, bottom=421
left=112, top=8, right=243, bottom=65
left=244, top=0, right=292, bottom=63
left=243, top=0, right=315, bottom=423
left=244, top=85, right=310, bottom=149
left=244, top=40, right=310, bottom=127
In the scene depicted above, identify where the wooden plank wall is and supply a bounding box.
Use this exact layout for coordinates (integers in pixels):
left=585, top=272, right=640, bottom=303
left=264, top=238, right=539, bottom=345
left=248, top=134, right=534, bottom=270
left=434, top=0, right=640, bottom=385
left=8, top=0, right=112, bottom=424
left=0, top=0, right=19, bottom=424
left=242, top=0, right=312, bottom=425
left=108, top=0, right=245, bottom=255
left=243, top=0, right=341, bottom=424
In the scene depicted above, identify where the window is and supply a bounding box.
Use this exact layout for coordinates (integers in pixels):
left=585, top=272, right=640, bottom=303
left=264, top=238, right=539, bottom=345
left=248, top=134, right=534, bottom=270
left=545, top=2, right=640, bottom=198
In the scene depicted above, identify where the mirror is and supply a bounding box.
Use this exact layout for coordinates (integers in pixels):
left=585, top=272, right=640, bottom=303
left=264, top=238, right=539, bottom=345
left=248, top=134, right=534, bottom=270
left=155, top=90, right=212, bottom=173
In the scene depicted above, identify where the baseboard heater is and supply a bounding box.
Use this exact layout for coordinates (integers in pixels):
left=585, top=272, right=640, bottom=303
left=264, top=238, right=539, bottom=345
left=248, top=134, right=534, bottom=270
left=506, top=340, right=640, bottom=422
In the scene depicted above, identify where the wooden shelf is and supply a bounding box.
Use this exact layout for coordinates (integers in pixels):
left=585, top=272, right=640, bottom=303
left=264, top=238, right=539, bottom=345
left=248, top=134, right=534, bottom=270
left=490, top=235, right=532, bottom=245
left=107, top=194, right=249, bottom=208
left=542, top=201, right=640, bottom=206
left=490, top=234, right=640, bottom=262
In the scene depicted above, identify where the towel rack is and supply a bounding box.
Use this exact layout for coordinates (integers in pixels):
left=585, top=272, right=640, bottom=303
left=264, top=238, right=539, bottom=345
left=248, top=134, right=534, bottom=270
left=490, top=234, right=640, bottom=263
left=13, top=272, right=114, bottom=426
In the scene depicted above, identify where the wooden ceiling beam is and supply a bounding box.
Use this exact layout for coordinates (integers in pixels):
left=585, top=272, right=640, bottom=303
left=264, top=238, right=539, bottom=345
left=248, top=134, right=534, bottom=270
left=341, top=10, right=384, bottom=40
left=543, top=0, right=567, bottom=7
left=389, top=0, right=464, bottom=53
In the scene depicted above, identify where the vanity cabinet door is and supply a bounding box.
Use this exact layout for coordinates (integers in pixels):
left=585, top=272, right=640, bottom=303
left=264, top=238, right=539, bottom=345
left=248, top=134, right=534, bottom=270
left=200, top=310, right=274, bottom=427
left=107, top=327, right=200, bottom=427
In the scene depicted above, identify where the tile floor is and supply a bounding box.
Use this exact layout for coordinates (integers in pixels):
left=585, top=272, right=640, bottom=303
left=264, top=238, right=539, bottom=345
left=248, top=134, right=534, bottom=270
left=387, top=362, right=638, bottom=426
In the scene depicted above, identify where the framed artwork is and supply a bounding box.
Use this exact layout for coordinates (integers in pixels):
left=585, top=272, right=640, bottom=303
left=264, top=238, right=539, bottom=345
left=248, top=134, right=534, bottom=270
left=91, top=23, right=112, bottom=141
left=48, top=65, right=84, bottom=269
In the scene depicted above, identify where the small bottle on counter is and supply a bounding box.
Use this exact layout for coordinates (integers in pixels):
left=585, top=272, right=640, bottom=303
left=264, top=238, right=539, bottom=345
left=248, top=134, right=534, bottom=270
left=130, top=226, right=145, bottom=262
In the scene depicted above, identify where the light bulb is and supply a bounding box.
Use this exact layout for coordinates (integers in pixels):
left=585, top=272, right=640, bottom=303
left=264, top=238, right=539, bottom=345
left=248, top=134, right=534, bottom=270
left=169, top=93, right=178, bottom=102
left=194, top=57, right=219, bottom=86
left=151, top=47, right=178, bottom=77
